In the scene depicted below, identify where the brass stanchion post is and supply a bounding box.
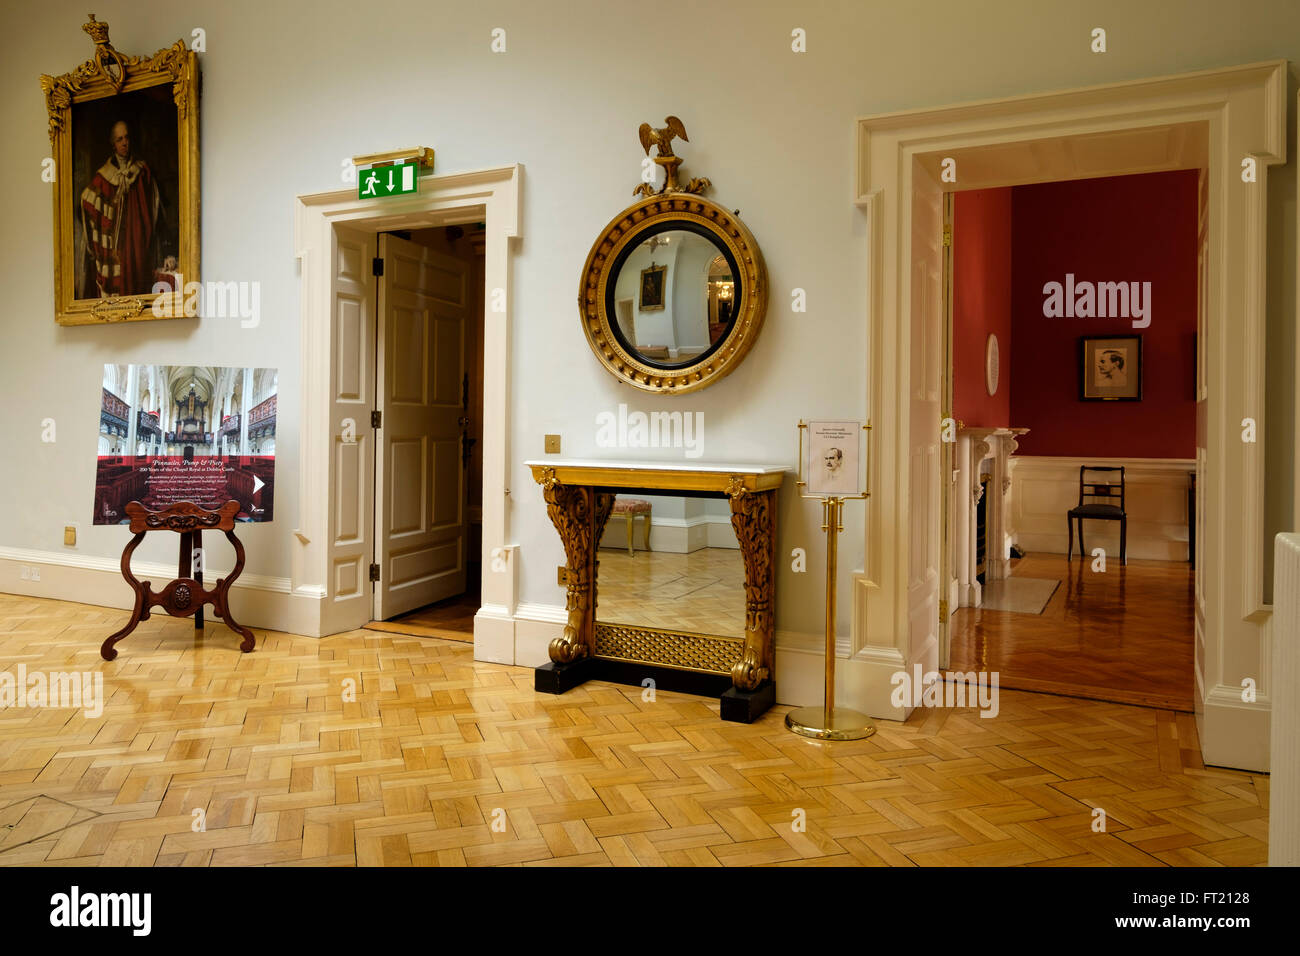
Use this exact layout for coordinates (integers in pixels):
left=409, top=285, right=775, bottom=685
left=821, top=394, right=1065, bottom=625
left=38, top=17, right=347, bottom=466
left=786, top=423, right=875, bottom=740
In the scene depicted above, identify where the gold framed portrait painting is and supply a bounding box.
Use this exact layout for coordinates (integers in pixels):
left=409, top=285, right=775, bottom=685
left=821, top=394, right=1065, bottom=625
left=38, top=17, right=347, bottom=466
left=41, top=15, right=199, bottom=326
left=639, top=263, right=667, bottom=311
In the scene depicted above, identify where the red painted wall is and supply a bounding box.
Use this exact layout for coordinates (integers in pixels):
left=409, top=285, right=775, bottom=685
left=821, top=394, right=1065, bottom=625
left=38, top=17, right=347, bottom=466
left=953, top=188, right=1013, bottom=428
left=1009, top=170, right=1198, bottom=459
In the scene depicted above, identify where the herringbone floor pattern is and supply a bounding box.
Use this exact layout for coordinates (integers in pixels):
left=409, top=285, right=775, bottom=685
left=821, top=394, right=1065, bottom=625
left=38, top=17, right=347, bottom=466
left=950, top=555, right=1196, bottom=711
left=596, top=547, right=746, bottom=634
left=0, top=593, right=1268, bottom=866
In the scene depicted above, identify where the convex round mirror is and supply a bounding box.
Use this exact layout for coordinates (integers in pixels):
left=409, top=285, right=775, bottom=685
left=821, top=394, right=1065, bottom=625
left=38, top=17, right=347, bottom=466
left=580, top=194, right=767, bottom=394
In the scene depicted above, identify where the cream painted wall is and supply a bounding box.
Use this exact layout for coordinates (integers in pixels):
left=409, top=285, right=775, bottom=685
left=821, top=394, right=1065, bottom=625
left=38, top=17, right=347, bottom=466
left=2, top=0, right=1298, bottom=639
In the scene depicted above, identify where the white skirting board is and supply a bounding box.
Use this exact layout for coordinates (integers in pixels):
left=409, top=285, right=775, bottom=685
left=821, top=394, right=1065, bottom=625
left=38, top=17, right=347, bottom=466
left=0, top=545, right=323, bottom=638
left=1270, top=533, right=1300, bottom=865
left=597, top=515, right=736, bottom=555
left=1010, top=456, right=1195, bottom=561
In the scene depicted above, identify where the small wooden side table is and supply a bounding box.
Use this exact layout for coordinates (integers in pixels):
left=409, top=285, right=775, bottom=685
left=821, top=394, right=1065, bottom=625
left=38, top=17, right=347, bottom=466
left=101, top=500, right=256, bottom=661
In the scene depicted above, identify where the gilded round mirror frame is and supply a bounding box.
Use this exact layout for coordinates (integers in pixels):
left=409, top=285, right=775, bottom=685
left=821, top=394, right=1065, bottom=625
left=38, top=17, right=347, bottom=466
left=579, top=193, right=768, bottom=394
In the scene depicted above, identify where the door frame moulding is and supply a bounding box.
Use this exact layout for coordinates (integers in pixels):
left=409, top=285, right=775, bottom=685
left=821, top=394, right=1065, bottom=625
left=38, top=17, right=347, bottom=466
left=293, top=165, right=522, bottom=660
left=1296, top=91, right=1300, bottom=538
left=853, top=61, right=1285, bottom=771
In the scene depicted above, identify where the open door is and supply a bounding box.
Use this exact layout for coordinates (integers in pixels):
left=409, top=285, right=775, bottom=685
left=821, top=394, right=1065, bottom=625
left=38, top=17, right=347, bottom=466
left=327, top=227, right=377, bottom=632
left=372, top=233, right=470, bottom=620
left=908, top=165, right=945, bottom=674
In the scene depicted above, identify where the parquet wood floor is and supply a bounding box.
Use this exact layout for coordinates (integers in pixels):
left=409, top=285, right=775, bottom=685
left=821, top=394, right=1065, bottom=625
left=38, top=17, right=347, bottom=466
left=363, top=567, right=480, bottom=643
left=0, top=591, right=1265, bottom=867
left=364, top=590, right=480, bottom=642
left=949, top=554, right=1195, bottom=712
left=595, top=547, right=745, bottom=634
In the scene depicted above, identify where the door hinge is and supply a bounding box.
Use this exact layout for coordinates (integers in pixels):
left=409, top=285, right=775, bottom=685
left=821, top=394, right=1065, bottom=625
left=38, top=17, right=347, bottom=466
left=942, top=224, right=953, bottom=247
left=371, top=409, right=382, bottom=428
left=939, top=599, right=949, bottom=623
left=372, top=256, right=384, bottom=276
left=369, top=562, right=380, bottom=583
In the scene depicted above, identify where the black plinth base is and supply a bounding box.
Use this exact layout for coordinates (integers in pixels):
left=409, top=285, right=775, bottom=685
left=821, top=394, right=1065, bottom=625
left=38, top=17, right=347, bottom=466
left=720, top=680, right=776, bottom=724
left=598, top=658, right=733, bottom=699
left=534, top=657, right=602, bottom=694
left=533, top=657, right=774, bottom=724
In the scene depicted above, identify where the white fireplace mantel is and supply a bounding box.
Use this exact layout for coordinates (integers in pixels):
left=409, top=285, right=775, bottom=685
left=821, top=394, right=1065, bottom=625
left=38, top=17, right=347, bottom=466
left=954, top=426, right=1028, bottom=607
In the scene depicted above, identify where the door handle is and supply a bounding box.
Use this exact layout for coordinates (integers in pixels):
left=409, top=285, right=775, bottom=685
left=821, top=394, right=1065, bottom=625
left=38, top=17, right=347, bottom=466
left=458, top=416, right=470, bottom=427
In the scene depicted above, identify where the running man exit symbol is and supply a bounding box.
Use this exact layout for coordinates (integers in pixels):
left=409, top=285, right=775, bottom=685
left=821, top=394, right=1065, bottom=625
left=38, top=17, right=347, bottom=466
left=359, top=161, right=417, bottom=199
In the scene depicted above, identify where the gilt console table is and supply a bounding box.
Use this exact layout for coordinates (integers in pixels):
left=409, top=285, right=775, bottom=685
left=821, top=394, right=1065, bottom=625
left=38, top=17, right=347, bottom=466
left=525, top=460, right=786, bottom=722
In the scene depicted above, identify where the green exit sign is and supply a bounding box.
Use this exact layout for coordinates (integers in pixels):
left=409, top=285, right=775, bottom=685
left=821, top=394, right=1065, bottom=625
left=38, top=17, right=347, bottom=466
left=358, top=161, right=417, bottom=199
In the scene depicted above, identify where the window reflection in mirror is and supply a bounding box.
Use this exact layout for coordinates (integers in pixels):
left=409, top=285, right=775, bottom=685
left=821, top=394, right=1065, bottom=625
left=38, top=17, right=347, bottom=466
left=596, top=493, right=745, bottom=638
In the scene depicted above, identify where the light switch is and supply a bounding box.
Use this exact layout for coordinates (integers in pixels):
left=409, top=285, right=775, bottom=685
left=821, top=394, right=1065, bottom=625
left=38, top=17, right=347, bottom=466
left=544, top=434, right=561, bottom=454
left=64, top=525, right=77, bottom=547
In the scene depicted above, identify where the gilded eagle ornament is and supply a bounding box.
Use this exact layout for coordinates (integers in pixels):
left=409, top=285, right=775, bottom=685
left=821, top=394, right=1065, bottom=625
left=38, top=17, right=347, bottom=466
left=638, top=116, right=689, bottom=159
left=633, top=115, right=711, bottom=197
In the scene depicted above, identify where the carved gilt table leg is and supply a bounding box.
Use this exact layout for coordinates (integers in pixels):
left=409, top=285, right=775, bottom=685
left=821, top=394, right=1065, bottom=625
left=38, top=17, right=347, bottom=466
left=727, top=480, right=776, bottom=694
left=539, top=468, right=613, bottom=665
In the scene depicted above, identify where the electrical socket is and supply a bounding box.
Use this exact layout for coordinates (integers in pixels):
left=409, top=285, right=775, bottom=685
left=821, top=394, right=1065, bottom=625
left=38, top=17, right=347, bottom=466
left=544, top=434, right=561, bottom=454
left=20, top=565, right=41, bottom=582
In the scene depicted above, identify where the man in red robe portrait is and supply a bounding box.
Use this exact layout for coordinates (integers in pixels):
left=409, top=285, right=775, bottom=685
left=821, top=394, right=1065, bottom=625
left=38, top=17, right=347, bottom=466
left=79, top=120, right=168, bottom=297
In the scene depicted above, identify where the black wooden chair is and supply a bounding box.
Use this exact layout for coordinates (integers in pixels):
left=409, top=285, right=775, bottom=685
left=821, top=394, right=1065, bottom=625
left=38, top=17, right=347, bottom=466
left=1067, top=465, right=1126, bottom=565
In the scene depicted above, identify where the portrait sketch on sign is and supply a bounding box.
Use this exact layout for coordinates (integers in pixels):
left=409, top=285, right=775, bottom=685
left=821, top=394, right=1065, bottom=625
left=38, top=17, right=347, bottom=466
left=806, top=421, right=862, bottom=496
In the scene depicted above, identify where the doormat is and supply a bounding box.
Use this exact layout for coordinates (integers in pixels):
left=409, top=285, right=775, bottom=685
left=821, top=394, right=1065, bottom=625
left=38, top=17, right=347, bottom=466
left=980, top=577, right=1060, bottom=614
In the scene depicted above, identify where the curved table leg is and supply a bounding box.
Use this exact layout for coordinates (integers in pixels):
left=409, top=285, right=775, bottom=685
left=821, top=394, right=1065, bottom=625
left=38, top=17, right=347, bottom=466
left=216, top=529, right=256, bottom=652
left=193, top=530, right=204, bottom=630
left=102, top=532, right=147, bottom=661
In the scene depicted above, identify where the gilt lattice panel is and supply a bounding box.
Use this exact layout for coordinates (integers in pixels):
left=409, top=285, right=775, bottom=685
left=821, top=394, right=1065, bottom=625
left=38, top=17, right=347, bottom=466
left=593, top=622, right=740, bottom=674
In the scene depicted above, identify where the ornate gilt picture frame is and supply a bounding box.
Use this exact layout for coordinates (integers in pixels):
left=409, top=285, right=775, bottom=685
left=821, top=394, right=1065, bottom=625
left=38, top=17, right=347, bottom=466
left=41, top=15, right=199, bottom=326
left=638, top=263, right=666, bottom=311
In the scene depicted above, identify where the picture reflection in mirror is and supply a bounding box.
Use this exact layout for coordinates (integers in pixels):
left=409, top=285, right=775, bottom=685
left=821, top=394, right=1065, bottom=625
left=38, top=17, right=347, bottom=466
left=610, top=229, right=739, bottom=368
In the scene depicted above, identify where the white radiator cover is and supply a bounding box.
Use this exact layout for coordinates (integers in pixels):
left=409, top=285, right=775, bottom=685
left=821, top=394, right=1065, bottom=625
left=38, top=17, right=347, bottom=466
left=1270, top=533, right=1300, bottom=866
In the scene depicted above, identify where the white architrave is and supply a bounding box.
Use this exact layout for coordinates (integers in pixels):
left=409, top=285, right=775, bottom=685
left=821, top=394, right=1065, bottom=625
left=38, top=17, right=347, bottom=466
left=293, top=166, right=522, bottom=657
left=852, top=62, right=1285, bottom=771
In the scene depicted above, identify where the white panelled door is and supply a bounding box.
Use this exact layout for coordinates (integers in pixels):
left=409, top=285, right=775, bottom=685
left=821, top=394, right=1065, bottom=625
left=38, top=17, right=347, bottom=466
left=909, top=168, right=945, bottom=675
left=329, top=228, right=377, bottom=629
left=373, top=234, right=470, bottom=620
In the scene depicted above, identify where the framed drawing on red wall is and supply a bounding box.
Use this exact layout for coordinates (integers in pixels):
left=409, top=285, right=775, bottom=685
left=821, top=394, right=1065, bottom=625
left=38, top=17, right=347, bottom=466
left=1080, top=334, right=1142, bottom=401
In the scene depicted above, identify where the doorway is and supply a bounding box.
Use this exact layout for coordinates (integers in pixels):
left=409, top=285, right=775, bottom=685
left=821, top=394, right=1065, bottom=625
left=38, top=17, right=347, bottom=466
left=938, top=170, right=1202, bottom=711
left=294, top=165, right=520, bottom=662
left=364, top=226, right=486, bottom=640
